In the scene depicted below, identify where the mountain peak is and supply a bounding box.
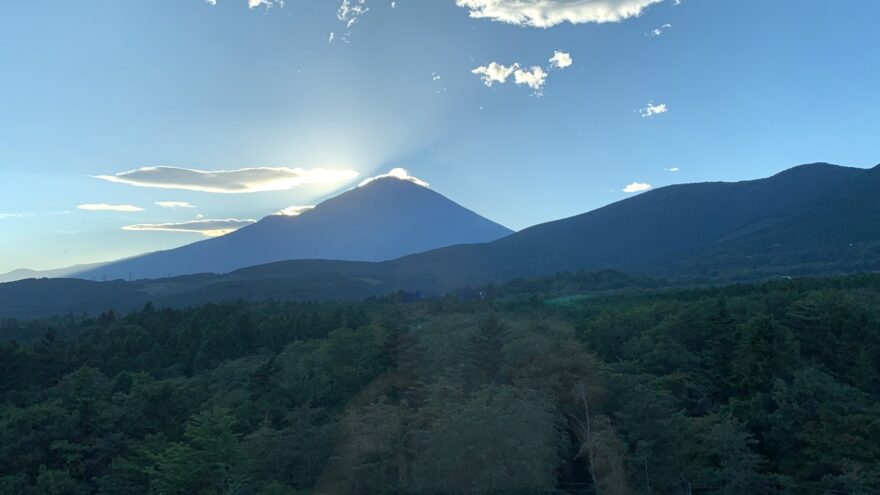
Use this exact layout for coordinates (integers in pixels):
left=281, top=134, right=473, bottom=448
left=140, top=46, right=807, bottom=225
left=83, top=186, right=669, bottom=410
left=358, top=168, right=430, bottom=188
left=73, top=170, right=512, bottom=281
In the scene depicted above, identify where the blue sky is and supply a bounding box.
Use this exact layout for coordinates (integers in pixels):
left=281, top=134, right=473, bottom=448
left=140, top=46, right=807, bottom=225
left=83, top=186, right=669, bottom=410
left=1, top=0, right=879, bottom=272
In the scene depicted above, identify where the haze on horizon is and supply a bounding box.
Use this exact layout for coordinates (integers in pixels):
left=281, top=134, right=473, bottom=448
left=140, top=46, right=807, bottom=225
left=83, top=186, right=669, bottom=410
left=1, top=0, right=879, bottom=273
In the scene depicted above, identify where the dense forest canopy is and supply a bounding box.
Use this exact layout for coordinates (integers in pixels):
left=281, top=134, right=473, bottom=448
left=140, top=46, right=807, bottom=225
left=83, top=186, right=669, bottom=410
left=1, top=273, right=879, bottom=494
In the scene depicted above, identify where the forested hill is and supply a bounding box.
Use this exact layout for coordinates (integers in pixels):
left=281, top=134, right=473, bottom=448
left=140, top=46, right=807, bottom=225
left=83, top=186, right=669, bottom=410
left=1, top=273, right=878, bottom=494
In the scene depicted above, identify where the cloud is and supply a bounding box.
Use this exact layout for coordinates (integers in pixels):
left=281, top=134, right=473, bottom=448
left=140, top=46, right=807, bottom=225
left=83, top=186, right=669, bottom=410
left=248, top=0, right=284, bottom=8
left=77, top=204, right=145, bottom=212
left=122, top=219, right=256, bottom=237
left=336, top=0, right=369, bottom=42
left=623, top=182, right=652, bottom=193
left=455, top=0, right=664, bottom=28
left=640, top=102, right=668, bottom=118
left=155, top=201, right=195, bottom=209
left=473, top=50, right=571, bottom=95
left=472, top=62, right=518, bottom=87
left=205, top=0, right=283, bottom=7
left=665, top=167, right=680, bottom=172
left=276, top=205, right=316, bottom=216
left=548, top=50, right=572, bottom=69
left=358, top=167, right=430, bottom=188
left=513, top=66, right=548, bottom=93
left=647, top=23, right=672, bottom=37
left=1, top=211, right=69, bottom=220
left=95, top=166, right=359, bottom=194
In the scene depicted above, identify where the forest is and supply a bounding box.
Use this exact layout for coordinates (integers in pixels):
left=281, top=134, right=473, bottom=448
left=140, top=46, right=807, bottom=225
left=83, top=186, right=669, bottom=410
left=1, top=273, right=878, bottom=494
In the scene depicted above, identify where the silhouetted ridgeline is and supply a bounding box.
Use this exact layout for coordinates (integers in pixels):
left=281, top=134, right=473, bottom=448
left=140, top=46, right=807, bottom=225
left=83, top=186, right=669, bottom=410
left=2, top=163, right=880, bottom=319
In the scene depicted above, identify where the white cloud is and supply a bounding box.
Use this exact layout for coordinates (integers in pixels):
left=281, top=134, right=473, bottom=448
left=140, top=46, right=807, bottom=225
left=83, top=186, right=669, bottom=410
left=358, top=167, right=430, bottom=188
left=77, top=204, right=145, bottom=212
left=95, top=166, right=359, bottom=194
left=640, top=102, right=668, bottom=118
left=155, top=201, right=195, bottom=209
left=473, top=50, right=570, bottom=95
left=276, top=205, right=316, bottom=216
left=513, top=66, right=548, bottom=93
left=472, top=62, right=517, bottom=87
left=647, top=23, right=672, bottom=37
left=455, top=0, right=664, bottom=28
left=336, top=0, right=369, bottom=42
left=206, top=0, right=283, bottom=7
left=666, top=167, right=680, bottom=172
left=471, top=63, right=548, bottom=94
left=122, top=219, right=256, bottom=237
left=248, top=0, right=284, bottom=8
left=548, top=50, right=573, bottom=69
left=1, top=211, right=68, bottom=220
left=623, top=182, right=653, bottom=193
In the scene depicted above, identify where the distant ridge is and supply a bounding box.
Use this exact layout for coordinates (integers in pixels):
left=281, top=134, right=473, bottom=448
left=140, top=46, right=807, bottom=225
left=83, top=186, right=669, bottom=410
left=0, top=262, right=109, bottom=284
left=3, top=162, right=879, bottom=319
left=73, top=176, right=513, bottom=281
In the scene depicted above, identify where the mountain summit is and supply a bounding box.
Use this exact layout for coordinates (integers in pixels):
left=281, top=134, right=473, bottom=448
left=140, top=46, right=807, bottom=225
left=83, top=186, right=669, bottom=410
left=75, top=171, right=513, bottom=281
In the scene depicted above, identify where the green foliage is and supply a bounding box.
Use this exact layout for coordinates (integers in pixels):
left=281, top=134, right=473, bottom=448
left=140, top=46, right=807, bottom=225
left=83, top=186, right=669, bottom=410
left=0, top=273, right=879, bottom=493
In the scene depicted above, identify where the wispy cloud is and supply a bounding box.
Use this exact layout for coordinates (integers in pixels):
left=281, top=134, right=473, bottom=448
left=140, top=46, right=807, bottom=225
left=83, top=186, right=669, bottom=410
left=473, top=50, right=570, bottom=95
left=95, top=166, right=359, bottom=194
left=623, top=182, right=653, bottom=193
left=455, top=0, right=664, bottom=28
left=647, top=23, right=672, bottom=37
left=155, top=201, right=195, bottom=209
left=665, top=167, right=680, bottom=172
left=359, top=168, right=430, bottom=188
left=275, top=205, right=316, bottom=216
left=640, top=102, right=668, bottom=118
left=122, top=219, right=256, bottom=237
left=77, top=204, right=145, bottom=212
left=205, top=0, right=284, bottom=8
left=334, top=0, right=369, bottom=43
left=1, top=211, right=69, bottom=220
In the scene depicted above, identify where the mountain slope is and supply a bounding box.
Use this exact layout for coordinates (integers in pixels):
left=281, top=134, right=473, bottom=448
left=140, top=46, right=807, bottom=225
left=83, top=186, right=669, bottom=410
left=3, top=162, right=877, bottom=319
left=646, top=163, right=880, bottom=279
left=0, top=262, right=109, bottom=284
left=380, top=162, right=867, bottom=287
left=74, top=177, right=513, bottom=281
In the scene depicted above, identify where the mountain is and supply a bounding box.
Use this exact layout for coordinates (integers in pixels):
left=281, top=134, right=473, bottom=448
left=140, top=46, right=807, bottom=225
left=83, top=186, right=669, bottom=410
left=0, top=262, right=109, bottom=284
left=646, top=163, right=880, bottom=279
left=3, top=162, right=879, bottom=319
left=73, top=176, right=513, bottom=281
left=378, top=162, right=869, bottom=287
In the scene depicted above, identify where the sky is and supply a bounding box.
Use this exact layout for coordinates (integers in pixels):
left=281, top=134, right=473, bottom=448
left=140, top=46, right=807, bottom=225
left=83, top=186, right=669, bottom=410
left=1, top=0, right=879, bottom=273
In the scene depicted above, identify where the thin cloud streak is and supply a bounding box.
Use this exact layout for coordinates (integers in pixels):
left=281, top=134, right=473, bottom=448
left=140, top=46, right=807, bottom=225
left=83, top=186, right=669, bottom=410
left=122, top=219, right=256, bottom=237
left=156, top=201, right=195, bottom=209
left=95, top=166, right=359, bottom=194
left=77, top=204, right=145, bottom=212
left=455, top=0, right=664, bottom=28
